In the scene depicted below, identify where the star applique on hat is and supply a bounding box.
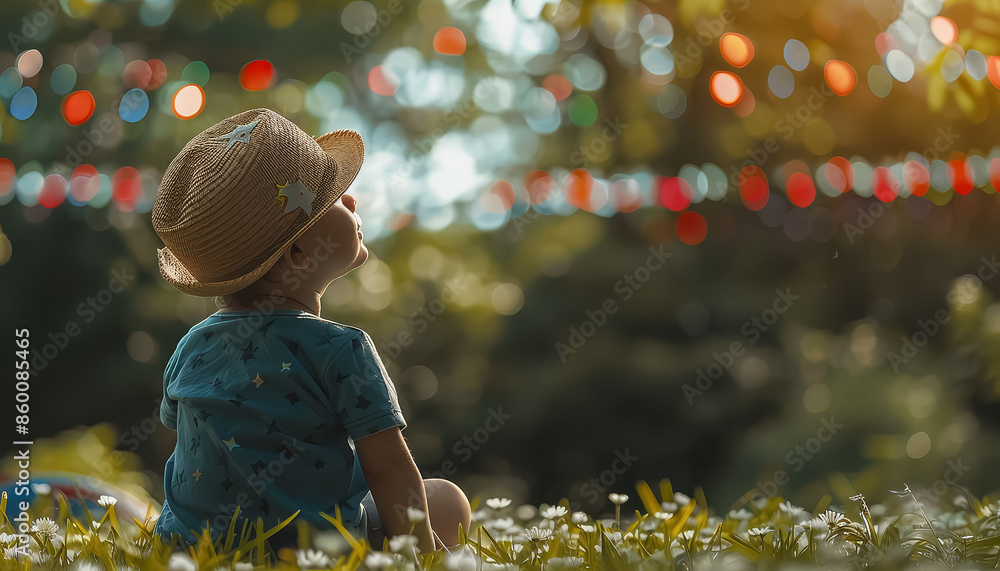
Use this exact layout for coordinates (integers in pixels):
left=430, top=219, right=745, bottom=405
left=219, top=120, right=259, bottom=151
left=275, top=180, right=315, bottom=215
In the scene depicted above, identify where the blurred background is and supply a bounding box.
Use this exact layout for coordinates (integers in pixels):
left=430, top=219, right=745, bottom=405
left=3, top=0, right=1000, bottom=520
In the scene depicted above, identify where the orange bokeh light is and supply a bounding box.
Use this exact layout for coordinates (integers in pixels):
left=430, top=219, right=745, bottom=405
left=61, top=90, right=95, bottom=126
left=903, top=161, right=929, bottom=197
left=872, top=167, right=898, bottom=202
left=565, top=169, right=593, bottom=209
left=542, top=74, right=573, bottom=101
left=710, top=71, right=744, bottom=107
left=930, top=16, right=958, bottom=45
left=368, top=66, right=398, bottom=96
left=720, top=33, right=754, bottom=68
left=824, top=60, right=857, bottom=96
left=433, top=27, right=467, bottom=56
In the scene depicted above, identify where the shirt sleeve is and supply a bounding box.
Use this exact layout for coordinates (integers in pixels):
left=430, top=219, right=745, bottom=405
left=323, top=329, right=406, bottom=440
left=160, top=346, right=181, bottom=430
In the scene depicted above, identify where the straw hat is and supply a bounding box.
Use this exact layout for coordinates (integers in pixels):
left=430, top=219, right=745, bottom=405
left=151, top=108, right=364, bottom=296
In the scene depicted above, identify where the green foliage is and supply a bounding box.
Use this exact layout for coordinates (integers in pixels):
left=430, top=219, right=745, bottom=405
left=5, top=478, right=1000, bottom=569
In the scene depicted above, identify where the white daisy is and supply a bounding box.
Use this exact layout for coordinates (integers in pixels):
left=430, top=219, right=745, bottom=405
left=524, top=527, right=553, bottom=542
left=654, top=512, right=674, bottom=520
left=442, top=546, right=477, bottom=571
left=31, top=517, right=59, bottom=539
left=296, top=548, right=331, bottom=569
left=674, top=492, right=691, bottom=504
left=541, top=505, right=568, bottom=519
left=817, top=510, right=849, bottom=528
left=748, top=526, right=773, bottom=537
left=486, top=498, right=512, bottom=510
left=470, top=510, right=488, bottom=522
left=167, top=552, right=198, bottom=571
left=97, top=495, right=118, bottom=507
left=678, top=529, right=696, bottom=541
left=364, top=551, right=395, bottom=570
left=571, top=511, right=588, bottom=524
left=406, top=507, right=425, bottom=523
left=779, top=501, right=806, bottom=518
left=389, top=535, right=419, bottom=553
left=608, top=493, right=629, bottom=505
left=579, top=525, right=595, bottom=533
left=490, top=517, right=514, bottom=531
left=728, top=508, right=752, bottom=520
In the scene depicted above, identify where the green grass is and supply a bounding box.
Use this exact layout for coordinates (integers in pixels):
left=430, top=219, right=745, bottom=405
left=5, top=479, right=1000, bottom=570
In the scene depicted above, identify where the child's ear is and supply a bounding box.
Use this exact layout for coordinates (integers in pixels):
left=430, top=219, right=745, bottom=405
left=283, top=242, right=310, bottom=271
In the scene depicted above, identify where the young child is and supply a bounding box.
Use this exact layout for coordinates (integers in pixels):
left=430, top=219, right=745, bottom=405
left=149, top=108, right=471, bottom=554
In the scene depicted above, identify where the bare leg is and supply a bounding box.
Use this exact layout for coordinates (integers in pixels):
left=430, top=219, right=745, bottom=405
left=423, top=478, right=472, bottom=548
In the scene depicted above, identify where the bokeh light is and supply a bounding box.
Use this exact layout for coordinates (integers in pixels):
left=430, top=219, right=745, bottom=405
left=710, top=71, right=744, bottom=107
left=659, top=177, right=693, bottom=212
left=112, top=167, right=142, bottom=211
left=124, top=60, right=152, bottom=89
left=50, top=64, right=77, bottom=96
left=930, top=16, right=958, bottom=45
left=786, top=172, right=816, bottom=207
left=171, top=84, right=206, bottom=119
left=768, top=65, right=795, bottom=99
left=38, top=174, right=67, bottom=208
left=824, top=60, right=857, bottom=96
left=568, top=94, right=597, bottom=126
left=872, top=166, right=899, bottom=202
left=720, top=33, right=754, bottom=68
left=61, top=91, right=96, bottom=126
left=147, top=59, right=168, bottom=90
left=182, top=61, right=211, bottom=87
left=10, top=86, right=38, bottom=120
left=368, top=65, right=399, bottom=96
left=434, top=27, right=467, bottom=56
left=542, top=74, right=573, bottom=101
left=948, top=157, right=974, bottom=195
left=783, top=39, right=810, bottom=71
left=120, top=88, right=150, bottom=123
left=16, top=49, right=43, bottom=78
left=239, top=60, right=276, bottom=91
left=676, top=211, right=707, bottom=245
left=903, top=160, right=929, bottom=197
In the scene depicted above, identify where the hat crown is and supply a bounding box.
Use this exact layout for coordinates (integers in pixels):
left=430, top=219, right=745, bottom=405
left=152, top=108, right=339, bottom=285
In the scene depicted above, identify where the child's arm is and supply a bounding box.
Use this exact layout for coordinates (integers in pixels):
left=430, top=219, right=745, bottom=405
left=355, top=426, right=436, bottom=553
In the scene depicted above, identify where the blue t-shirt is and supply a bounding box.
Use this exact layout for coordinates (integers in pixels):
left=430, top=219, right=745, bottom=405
left=153, top=309, right=406, bottom=545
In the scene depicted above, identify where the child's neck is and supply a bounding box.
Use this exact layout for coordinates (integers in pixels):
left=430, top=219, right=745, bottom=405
left=219, top=291, right=321, bottom=316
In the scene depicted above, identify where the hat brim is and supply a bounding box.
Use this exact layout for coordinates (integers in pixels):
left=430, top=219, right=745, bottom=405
left=157, top=129, right=366, bottom=297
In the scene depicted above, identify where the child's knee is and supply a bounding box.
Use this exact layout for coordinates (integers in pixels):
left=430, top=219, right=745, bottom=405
left=423, top=478, right=471, bottom=517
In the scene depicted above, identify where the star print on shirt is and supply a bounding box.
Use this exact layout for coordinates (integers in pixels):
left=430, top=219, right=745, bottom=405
left=267, top=420, right=280, bottom=434
left=212, top=377, right=222, bottom=388
left=220, top=478, right=234, bottom=492
left=218, top=120, right=259, bottom=151
left=241, top=342, right=258, bottom=365
left=356, top=395, right=372, bottom=410
left=274, top=180, right=315, bottom=216
left=251, top=460, right=267, bottom=475
left=228, top=394, right=247, bottom=407
left=284, top=392, right=300, bottom=405
left=314, top=459, right=326, bottom=470
left=224, top=437, right=239, bottom=450
left=189, top=352, right=206, bottom=370
left=251, top=374, right=264, bottom=388
left=192, top=469, right=202, bottom=481
left=281, top=362, right=291, bottom=371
